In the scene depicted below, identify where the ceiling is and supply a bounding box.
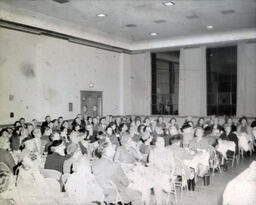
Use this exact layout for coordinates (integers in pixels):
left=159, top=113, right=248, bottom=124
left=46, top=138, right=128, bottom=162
left=0, top=0, right=256, bottom=50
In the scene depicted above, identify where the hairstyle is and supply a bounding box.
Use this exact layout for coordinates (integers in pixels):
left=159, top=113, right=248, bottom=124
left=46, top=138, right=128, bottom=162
left=0, top=128, right=9, bottom=137
left=197, top=117, right=205, bottom=125
left=13, top=121, right=21, bottom=127
left=239, top=116, right=248, bottom=124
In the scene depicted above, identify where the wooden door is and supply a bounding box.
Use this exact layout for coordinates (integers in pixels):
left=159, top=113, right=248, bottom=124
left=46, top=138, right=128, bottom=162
left=80, top=91, right=103, bottom=117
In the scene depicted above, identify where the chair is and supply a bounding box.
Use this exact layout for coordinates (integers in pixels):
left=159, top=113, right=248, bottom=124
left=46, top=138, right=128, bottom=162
left=226, top=150, right=236, bottom=167
left=173, top=158, right=188, bottom=194
left=41, top=169, right=62, bottom=181
left=166, top=169, right=178, bottom=204
left=208, top=145, right=222, bottom=176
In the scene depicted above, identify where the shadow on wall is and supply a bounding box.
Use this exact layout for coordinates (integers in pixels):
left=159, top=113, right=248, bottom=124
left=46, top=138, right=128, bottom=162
left=20, top=62, right=36, bottom=78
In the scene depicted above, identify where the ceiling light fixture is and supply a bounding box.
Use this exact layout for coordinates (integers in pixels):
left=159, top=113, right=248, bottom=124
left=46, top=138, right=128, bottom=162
left=150, top=32, right=158, bottom=36
left=162, top=1, right=175, bottom=6
left=206, top=25, right=214, bottom=30
left=96, top=13, right=107, bottom=17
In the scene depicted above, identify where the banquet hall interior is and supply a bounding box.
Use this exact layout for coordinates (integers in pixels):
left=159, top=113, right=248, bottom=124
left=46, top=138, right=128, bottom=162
left=0, top=0, right=256, bottom=205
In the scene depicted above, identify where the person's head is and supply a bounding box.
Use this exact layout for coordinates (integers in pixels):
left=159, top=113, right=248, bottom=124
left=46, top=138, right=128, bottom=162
left=61, top=120, right=69, bottom=129
left=31, top=119, right=38, bottom=127
left=50, top=140, right=65, bottom=156
left=26, top=123, right=34, bottom=134
left=92, top=117, right=98, bottom=125
left=87, top=116, right=92, bottom=124
left=49, top=132, right=61, bottom=142
left=105, top=126, right=113, bottom=136
left=157, top=116, right=163, bottom=123
left=19, top=118, right=25, bottom=125
left=224, top=124, right=231, bottom=135
left=197, top=117, right=205, bottom=126
left=181, top=123, right=192, bottom=134
left=143, top=117, right=150, bottom=125
left=82, top=105, right=88, bottom=113
left=194, top=127, right=204, bottom=138
left=119, top=123, right=128, bottom=133
left=109, top=122, right=116, bottom=131
left=45, top=115, right=51, bottom=123
left=14, top=121, right=21, bottom=128
left=137, top=124, right=145, bottom=134
left=32, top=128, right=41, bottom=138
left=23, top=138, right=36, bottom=152
left=73, top=124, right=81, bottom=132
left=99, top=117, right=106, bottom=125
left=0, top=129, right=10, bottom=150
left=239, top=116, right=248, bottom=126
left=14, top=126, right=22, bottom=135
left=43, top=126, right=52, bottom=136
left=212, top=125, right=223, bottom=136
left=225, top=116, right=233, bottom=125
left=74, top=117, right=81, bottom=125
left=135, top=119, right=141, bottom=127
left=143, top=125, right=152, bottom=134
left=58, top=117, right=63, bottom=124
left=170, top=117, right=177, bottom=125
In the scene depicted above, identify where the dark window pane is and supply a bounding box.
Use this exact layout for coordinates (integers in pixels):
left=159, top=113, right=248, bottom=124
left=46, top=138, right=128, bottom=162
left=151, top=52, right=179, bottom=115
left=207, top=46, right=237, bottom=115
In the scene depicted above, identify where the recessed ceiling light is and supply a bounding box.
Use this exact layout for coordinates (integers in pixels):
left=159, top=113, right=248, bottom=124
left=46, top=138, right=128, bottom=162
left=125, top=24, right=137, bottom=28
left=96, top=13, right=107, bottom=17
left=186, top=14, right=199, bottom=20
left=206, top=25, right=214, bottom=30
left=221, top=10, right=235, bottom=15
left=162, top=1, right=175, bottom=6
left=154, top=19, right=167, bottom=24
left=150, top=32, right=158, bottom=36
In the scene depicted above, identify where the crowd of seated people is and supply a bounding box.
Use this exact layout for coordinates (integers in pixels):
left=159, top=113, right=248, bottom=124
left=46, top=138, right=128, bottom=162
left=0, top=114, right=255, bottom=205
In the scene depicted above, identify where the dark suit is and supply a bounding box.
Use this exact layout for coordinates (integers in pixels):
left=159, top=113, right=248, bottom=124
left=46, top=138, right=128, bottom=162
left=44, top=152, right=66, bottom=174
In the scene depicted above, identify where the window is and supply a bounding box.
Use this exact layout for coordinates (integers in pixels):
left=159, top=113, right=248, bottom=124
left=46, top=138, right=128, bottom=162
left=151, top=51, right=180, bottom=115
left=206, top=46, right=237, bottom=115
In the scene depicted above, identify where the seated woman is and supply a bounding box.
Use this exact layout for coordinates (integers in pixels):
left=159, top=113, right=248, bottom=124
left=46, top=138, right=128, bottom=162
left=148, top=137, right=174, bottom=204
left=168, top=134, right=195, bottom=191
left=3, top=155, right=61, bottom=205
left=237, top=116, right=251, bottom=135
left=92, top=142, right=142, bottom=205
left=65, top=156, right=104, bottom=205
left=0, top=129, right=16, bottom=174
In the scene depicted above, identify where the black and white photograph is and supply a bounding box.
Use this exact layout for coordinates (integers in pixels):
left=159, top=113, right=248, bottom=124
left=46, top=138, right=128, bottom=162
left=0, top=0, right=256, bottom=205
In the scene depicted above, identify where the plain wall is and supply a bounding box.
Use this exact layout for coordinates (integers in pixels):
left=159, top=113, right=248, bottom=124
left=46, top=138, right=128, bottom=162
left=0, top=28, right=122, bottom=124
left=237, top=42, right=256, bottom=117
left=130, top=52, right=151, bottom=115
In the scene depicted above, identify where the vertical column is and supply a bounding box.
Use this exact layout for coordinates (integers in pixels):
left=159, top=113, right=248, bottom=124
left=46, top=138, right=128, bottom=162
left=178, top=47, right=207, bottom=116
left=237, top=43, right=256, bottom=117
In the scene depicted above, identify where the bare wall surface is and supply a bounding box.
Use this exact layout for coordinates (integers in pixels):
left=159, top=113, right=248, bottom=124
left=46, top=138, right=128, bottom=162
left=0, top=28, right=122, bottom=124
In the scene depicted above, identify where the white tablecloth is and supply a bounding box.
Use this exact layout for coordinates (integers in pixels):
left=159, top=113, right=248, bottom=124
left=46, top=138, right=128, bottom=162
left=223, top=161, right=256, bottom=205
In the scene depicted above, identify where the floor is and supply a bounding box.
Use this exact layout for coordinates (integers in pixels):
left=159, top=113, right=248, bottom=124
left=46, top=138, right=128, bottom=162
left=175, top=154, right=256, bottom=205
